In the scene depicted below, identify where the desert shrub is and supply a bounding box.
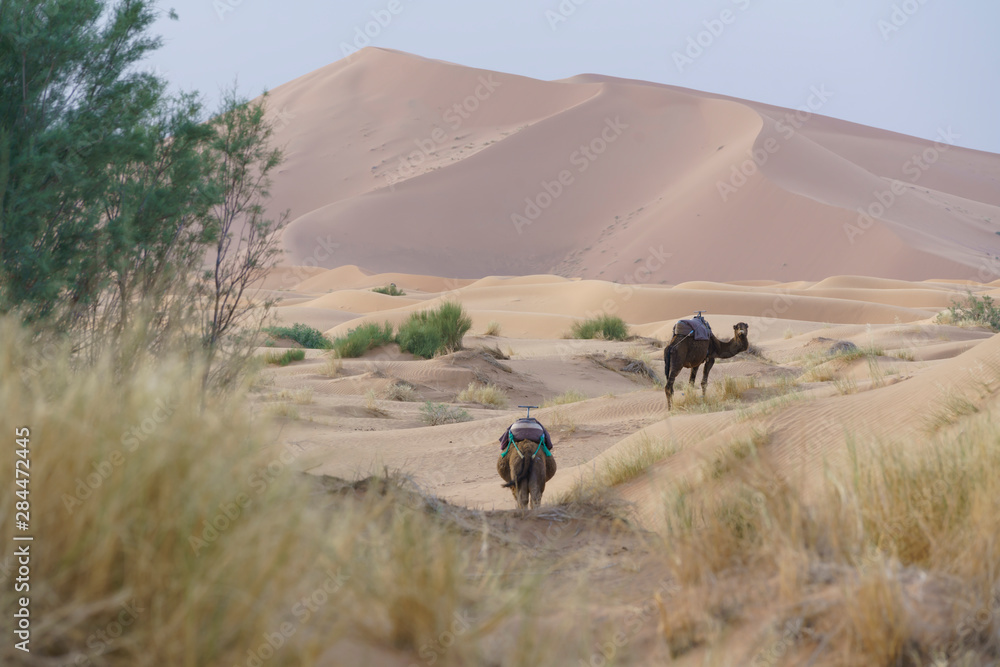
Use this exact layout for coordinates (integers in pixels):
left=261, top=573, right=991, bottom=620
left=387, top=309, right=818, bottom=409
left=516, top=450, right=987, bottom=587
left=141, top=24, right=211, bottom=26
left=434, top=301, right=473, bottom=351
left=396, top=318, right=443, bottom=359
left=383, top=381, right=419, bottom=402
left=263, top=322, right=332, bottom=349
left=456, top=382, right=509, bottom=409
left=485, top=320, right=502, bottom=336
left=264, top=348, right=306, bottom=366
left=332, top=321, right=395, bottom=358
left=372, top=284, right=406, bottom=296
left=397, top=302, right=471, bottom=358
left=419, top=402, right=472, bottom=425
left=0, top=318, right=333, bottom=665
left=938, top=292, right=1000, bottom=331
left=570, top=314, right=629, bottom=340
left=543, top=389, right=587, bottom=406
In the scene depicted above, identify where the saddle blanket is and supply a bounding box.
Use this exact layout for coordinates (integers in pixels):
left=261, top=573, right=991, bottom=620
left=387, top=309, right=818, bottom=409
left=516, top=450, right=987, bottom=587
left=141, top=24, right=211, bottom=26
left=674, top=318, right=712, bottom=341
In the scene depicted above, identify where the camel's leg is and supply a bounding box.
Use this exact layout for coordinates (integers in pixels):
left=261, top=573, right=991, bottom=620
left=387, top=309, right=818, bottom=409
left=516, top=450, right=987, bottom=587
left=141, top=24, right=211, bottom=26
left=665, top=351, right=683, bottom=410
left=517, top=481, right=529, bottom=509
left=701, top=357, right=716, bottom=398
left=529, top=456, right=545, bottom=509
left=688, top=365, right=699, bottom=387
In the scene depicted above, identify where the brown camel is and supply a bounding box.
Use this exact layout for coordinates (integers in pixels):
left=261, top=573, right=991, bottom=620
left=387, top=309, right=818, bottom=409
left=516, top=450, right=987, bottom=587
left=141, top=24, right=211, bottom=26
left=497, top=440, right=556, bottom=509
left=664, top=321, right=749, bottom=409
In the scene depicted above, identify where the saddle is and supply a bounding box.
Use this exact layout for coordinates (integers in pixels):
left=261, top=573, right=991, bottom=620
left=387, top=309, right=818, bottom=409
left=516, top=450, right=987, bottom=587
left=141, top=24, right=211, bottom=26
left=674, top=317, right=712, bottom=341
left=508, top=418, right=545, bottom=443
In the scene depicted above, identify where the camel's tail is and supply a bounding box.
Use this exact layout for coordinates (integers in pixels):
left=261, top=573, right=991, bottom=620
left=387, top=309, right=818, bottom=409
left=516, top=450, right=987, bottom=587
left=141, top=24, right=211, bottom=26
left=664, top=343, right=672, bottom=379
left=501, top=444, right=533, bottom=489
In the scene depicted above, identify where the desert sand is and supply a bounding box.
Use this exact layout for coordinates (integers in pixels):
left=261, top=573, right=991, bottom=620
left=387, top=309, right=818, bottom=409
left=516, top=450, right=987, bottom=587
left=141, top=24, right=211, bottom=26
left=237, top=50, right=1000, bottom=664
left=257, top=267, right=994, bottom=513
left=250, top=264, right=999, bottom=664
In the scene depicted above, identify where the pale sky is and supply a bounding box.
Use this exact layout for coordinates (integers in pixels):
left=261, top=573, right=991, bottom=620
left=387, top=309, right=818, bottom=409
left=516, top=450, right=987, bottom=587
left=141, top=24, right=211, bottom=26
left=147, top=0, right=1000, bottom=154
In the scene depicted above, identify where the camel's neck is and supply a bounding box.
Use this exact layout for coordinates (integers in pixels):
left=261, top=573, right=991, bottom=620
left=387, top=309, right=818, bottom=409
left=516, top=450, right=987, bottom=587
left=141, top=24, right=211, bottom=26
left=712, top=335, right=748, bottom=359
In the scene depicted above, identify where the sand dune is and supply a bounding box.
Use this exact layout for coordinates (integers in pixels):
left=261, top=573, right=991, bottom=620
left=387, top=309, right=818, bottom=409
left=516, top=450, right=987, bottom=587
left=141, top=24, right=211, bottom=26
left=257, top=267, right=998, bottom=513
left=260, top=48, right=1000, bottom=283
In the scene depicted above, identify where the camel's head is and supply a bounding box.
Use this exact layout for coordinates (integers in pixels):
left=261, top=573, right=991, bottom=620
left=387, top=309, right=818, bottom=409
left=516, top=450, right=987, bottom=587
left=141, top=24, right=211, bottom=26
left=733, top=322, right=749, bottom=342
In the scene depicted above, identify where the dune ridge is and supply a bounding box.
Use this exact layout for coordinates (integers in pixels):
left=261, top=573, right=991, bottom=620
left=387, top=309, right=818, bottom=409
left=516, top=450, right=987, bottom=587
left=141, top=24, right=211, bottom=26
left=261, top=48, right=1000, bottom=283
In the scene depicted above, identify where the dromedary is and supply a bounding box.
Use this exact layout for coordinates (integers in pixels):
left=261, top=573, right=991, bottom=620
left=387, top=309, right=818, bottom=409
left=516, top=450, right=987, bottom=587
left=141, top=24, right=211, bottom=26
left=497, top=440, right=556, bottom=509
left=664, top=319, right=749, bottom=409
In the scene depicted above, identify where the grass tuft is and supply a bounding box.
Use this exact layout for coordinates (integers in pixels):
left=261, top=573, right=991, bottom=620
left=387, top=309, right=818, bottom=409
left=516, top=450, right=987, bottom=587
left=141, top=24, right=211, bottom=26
left=569, top=314, right=629, bottom=340
left=263, top=322, right=332, bottom=349
left=419, top=401, right=472, bottom=425
left=543, top=389, right=588, bottom=406
left=372, top=284, right=406, bottom=296
left=264, top=348, right=306, bottom=366
left=331, top=321, right=395, bottom=358
left=456, top=382, right=509, bottom=409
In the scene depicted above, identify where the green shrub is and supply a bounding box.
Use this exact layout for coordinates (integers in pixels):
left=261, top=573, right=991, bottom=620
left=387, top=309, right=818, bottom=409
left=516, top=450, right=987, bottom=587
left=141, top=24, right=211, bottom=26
left=570, top=314, right=629, bottom=340
left=263, top=349, right=306, bottom=366
left=396, top=318, right=443, bottom=359
left=938, top=292, right=1000, bottom=332
left=397, top=302, right=472, bottom=358
left=332, top=321, right=396, bottom=358
left=419, top=402, right=472, bottom=425
left=372, top=284, right=406, bottom=296
left=263, top=323, right=332, bottom=349
left=435, top=301, right=473, bottom=352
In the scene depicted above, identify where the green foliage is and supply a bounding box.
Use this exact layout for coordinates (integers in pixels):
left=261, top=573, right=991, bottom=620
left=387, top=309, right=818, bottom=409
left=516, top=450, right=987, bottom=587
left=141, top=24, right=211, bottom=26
left=397, top=302, right=472, bottom=358
left=0, top=0, right=215, bottom=324
left=332, top=321, right=395, bottom=358
left=264, top=349, right=305, bottom=366
left=372, top=284, right=406, bottom=296
left=940, top=292, right=1000, bottom=332
left=419, top=402, right=472, bottom=425
left=570, top=314, right=630, bottom=340
left=263, top=323, right=332, bottom=349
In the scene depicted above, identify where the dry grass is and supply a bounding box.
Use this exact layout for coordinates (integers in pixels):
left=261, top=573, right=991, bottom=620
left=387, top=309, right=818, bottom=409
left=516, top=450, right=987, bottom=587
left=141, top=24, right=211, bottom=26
left=542, top=389, right=587, bottom=406
left=319, top=351, right=343, bottom=377
left=269, top=401, right=300, bottom=419
left=364, top=388, right=389, bottom=416
left=650, top=406, right=1000, bottom=664
left=0, top=318, right=584, bottom=666
left=382, top=381, right=419, bottom=402
left=592, top=432, right=678, bottom=489
left=923, top=391, right=979, bottom=432
left=455, top=382, right=509, bottom=409
left=484, top=320, right=502, bottom=336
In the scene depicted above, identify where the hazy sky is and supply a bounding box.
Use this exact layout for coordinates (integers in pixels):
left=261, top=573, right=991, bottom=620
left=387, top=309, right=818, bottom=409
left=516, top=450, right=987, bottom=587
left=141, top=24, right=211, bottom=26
left=147, top=0, right=1000, bottom=154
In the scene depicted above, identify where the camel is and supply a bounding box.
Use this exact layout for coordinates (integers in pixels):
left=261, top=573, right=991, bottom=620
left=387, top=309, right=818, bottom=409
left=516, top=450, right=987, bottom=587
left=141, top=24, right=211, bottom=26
left=497, top=440, right=556, bottom=509
left=664, top=320, right=749, bottom=410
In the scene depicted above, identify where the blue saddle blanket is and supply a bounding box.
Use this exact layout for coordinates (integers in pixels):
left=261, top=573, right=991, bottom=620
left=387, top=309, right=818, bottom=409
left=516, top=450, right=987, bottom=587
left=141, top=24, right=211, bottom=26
left=675, top=318, right=712, bottom=341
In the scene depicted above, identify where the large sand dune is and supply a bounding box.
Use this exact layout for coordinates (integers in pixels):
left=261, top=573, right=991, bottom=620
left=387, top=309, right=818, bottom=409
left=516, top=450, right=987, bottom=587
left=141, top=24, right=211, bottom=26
left=262, top=48, right=1000, bottom=283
